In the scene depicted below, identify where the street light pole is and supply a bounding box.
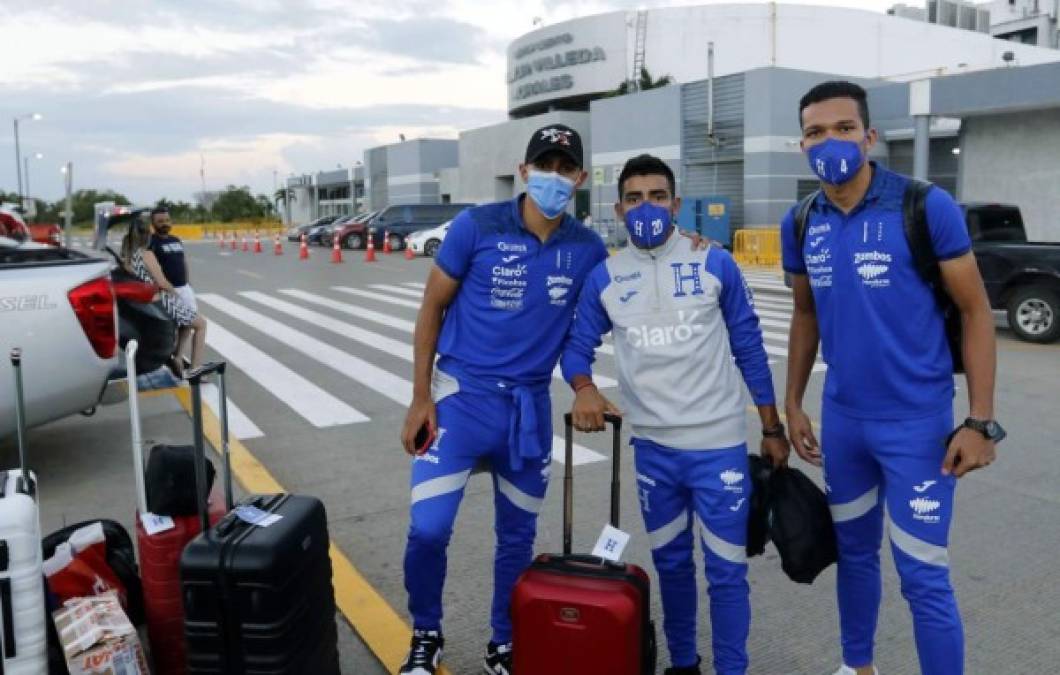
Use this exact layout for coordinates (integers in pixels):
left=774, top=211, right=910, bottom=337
left=12, top=113, right=41, bottom=208
left=62, top=162, right=73, bottom=248
left=23, top=153, right=43, bottom=220
left=14, top=119, right=22, bottom=202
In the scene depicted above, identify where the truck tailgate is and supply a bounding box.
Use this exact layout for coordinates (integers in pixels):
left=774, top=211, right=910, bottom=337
left=1, top=254, right=118, bottom=437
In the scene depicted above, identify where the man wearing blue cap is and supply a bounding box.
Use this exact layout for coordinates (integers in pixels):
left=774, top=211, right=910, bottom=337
left=562, top=154, right=790, bottom=675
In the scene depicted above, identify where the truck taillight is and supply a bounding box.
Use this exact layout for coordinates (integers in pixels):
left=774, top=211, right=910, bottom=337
left=68, top=277, right=117, bottom=359
left=113, top=280, right=157, bottom=304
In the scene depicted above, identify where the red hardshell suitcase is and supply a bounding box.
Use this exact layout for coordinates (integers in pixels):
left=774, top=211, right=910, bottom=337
left=126, top=341, right=225, bottom=675
left=512, top=413, right=656, bottom=675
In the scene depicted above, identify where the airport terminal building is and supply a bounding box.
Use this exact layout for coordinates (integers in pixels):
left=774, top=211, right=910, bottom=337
left=289, top=3, right=1060, bottom=241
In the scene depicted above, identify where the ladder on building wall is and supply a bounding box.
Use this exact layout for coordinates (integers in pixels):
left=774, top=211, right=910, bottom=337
left=631, top=10, right=648, bottom=91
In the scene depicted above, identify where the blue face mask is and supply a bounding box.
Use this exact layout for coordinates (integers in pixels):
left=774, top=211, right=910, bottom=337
left=527, top=169, right=575, bottom=219
left=807, top=137, right=865, bottom=185
left=624, top=201, right=673, bottom=249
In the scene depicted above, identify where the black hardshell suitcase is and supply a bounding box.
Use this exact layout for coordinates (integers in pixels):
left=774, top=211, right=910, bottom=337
left=179, top=362, right=340, bottom=674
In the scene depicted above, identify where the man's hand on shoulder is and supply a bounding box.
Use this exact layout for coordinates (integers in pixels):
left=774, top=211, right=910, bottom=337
left=677, top=229, right=721, bottom=251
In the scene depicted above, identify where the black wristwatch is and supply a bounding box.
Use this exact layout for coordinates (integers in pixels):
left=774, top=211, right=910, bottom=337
left=762, top=423, right=786, bottom=439
left=961, top=417, right=1007, bottom=443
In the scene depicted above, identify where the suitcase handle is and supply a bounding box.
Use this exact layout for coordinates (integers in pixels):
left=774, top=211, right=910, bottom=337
left=538, top=553, right=627, bottom=573
left=189, top=361, right=234, bottom=533
left=125, top=341, right=149, bottom=514
left=8, top=349, right=31, bottom=489
left=561, top=412, right=622, bottom=557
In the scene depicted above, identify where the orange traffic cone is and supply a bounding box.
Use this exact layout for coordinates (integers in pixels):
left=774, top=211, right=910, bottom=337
left=330, top=235, right=343, bottom=264
left=364, top=231, right=377, bottom=263
left=404, top=243, right=415, bottom=260
left=382, top=230, right=392, bottom=254
left=230, top=232, right=237, bottom=251
left=253, top=231, right=263, bottom=254
left=242, top=234, right=249, bottom=252
left=274, top=233, right=283, bottom=255
left=299, top=233, right=309, bottom=260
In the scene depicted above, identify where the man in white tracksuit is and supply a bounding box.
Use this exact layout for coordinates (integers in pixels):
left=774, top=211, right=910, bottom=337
left=561, top=154, right=790, bottom=675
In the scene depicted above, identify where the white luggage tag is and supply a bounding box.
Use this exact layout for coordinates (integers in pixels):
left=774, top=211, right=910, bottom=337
left=233, top=504, right=283, bottom=527
left=139, top=512, right=175, bottom=536
left=591, top=524, right=631, bottom=562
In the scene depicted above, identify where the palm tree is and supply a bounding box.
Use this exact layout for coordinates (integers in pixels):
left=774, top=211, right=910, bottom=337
left=273, top=187, right=296, bottom=208
left=609, top=67, right=674, bottom=97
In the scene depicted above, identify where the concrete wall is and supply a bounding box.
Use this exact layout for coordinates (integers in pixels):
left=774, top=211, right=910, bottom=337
left=458, top=111, right=591, bottom=206
left=438, top=167, right=460, bottom=203
left=740, top=68, right=888, bottom=226
left=387, top=139, right=458, bottom=205
left=365, top=146, right=387, bottom=212
left=959, top=109, right=1060, bottom=241
left=589, top=85, right=681, bottom=222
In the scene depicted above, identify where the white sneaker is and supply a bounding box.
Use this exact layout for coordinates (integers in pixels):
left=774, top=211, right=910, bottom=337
left=832, top=666, right=879, bottom=675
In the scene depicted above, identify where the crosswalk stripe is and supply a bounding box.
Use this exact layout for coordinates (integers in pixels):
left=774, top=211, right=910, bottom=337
left=752, top=296, right=794, bottom=310
left=242, top=292, right=414, bottom=360
left=761, top=343, right=827, bottom=373
left=370, top=283, right=422, bottom=298
left=201, top=319, right=368, bottom=427
left=333, top=286, right=421, bottom=309
left=328, top=287, right=618, bottom=386
left=758, top=317, right=789, bottom=331
left=550, top=437, right=606, bottom=465
left=213, top=293, right=607, bottom=466
left=279, top=290, right=416, bottom=331
left=755, top=307, right=794, bottom=321
left=201, top=383, right=264, bottom=440
left=403, top=282, right=426, bottom=289
left=200, top=294, right=414, bottom=406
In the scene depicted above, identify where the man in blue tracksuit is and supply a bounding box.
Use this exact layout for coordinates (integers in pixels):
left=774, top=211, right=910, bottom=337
left=397, top=124, right=606, bottom=675
left=562, top=154, right=791, bottom=675
left=782, top=82, right=1003, bottom=675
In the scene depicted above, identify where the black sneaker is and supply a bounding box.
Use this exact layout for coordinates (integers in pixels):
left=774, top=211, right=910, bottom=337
left=399, top=629, right=444, bottom=675
left=664, top=656, right=702, bottom=675
left=483, top=641, right=512, bottom=674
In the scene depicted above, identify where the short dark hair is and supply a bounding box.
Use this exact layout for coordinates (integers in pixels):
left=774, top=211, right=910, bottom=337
left=617, top=154, right=676, bottom=199
left=799, top=80, right=871, bottom=130
left=150, top=207, right=170, bottom=221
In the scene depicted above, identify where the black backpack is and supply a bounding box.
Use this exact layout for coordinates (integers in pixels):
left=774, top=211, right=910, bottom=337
left=145, top=443, right=216, bottom=516
left=767, top=467, right=837, bottom=584
left=793, top=180, right=964, bottom=373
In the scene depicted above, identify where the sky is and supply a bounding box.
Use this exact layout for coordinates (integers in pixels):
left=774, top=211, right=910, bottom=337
left=0, top=0, right=905, bottom=204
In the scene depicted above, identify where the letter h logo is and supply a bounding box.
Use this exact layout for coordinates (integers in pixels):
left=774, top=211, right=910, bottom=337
left=671, top=263, right=704, bottom=297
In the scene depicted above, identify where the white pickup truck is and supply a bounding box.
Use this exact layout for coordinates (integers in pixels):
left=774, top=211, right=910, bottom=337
left=0, top=236, right=123, bottom=438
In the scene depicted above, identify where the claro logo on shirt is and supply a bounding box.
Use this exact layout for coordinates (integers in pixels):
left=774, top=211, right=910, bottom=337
left=625, top=310, right=704, bottom=349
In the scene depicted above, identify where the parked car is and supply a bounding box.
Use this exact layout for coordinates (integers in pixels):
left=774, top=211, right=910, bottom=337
left=29, top=222, right=62, bottom=247
left=406, top=220, right=451, bottom=257
left=332, top=211, right=378, bottom=250
left=287, top=215, right=338, bottom=242
left=339, top=204, right=473, bottom=250
left=0, top=207, right=30, bottom=241
left=964, top=203, right=1060, bottom=343
left=305, top=223, right=333, bottom=246
left=319, top=215, right=355, bottom=248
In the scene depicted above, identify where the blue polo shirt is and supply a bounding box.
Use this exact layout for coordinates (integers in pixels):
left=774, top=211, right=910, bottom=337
left=781, top=163, right=972, bottom=419
left=435, top=196, right=608, bottom=388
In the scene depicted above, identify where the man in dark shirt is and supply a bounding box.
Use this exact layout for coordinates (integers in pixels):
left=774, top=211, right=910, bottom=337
left=144, top=207, right=206, bottom=371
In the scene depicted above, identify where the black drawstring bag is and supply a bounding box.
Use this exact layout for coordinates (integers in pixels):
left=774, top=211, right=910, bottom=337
left=746, top=455, right=773, bottom=557
left=768, top=466, right=837, bottom=584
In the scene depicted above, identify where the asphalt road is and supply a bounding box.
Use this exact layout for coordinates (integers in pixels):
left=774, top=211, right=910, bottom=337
left=6, top=237, right=1058, bottom=674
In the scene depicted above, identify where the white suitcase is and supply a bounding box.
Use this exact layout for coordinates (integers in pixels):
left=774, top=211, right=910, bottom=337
left=0, top=348, right=48, bottom=675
